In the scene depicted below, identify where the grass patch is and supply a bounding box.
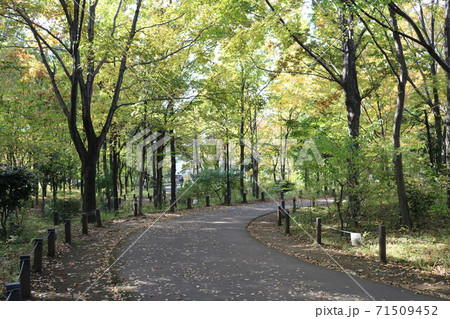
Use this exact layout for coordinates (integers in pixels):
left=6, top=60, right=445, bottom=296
left=290, top=205, right=449, bottom=274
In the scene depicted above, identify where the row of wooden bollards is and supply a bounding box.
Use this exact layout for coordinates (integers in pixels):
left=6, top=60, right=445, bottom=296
left=277, top=206, right=291, bottom=235
left=133, top=192, right=269, bottom=214
left=277, top=199, right=388, bottom=264
left=6, top=210, right=103, bottom=300
left=5, top=227, right=58, bottom=301
left=314, top=218, right=387, bottom=263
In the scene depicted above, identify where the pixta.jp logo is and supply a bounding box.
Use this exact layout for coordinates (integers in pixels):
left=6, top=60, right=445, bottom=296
left=126, top=129, right=171, bottom=173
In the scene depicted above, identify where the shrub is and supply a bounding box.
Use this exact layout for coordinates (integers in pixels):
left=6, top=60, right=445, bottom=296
left=272, top=180, right=296, bottom=193
left=406, top=186, right=435, bottom=227
left=180, top=169, right=242, bottom=202
left=46, top=198, right=81, bottom=220
left=0, top=166, right=35, bottom=241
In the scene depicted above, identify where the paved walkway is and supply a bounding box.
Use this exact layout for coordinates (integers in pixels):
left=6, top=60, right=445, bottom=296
left=113, top=202, right=439, bottom=301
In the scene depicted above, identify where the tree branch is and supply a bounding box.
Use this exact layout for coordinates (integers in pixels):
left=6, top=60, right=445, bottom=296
left=264, top=0, right=343, bottom=86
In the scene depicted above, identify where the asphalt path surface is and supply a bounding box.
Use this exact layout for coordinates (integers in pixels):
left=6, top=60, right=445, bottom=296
left=113, top=201, right=440, bottom=301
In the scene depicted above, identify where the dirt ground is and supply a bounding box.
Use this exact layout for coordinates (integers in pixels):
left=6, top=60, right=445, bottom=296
left=247, top=212, right=449, bottom=300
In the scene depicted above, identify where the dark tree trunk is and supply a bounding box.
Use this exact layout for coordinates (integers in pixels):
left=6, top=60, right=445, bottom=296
left=240, top=138, right=245, bottom=196
left=41, top=180, right=47, bottom=214
left=118, top=161, right=124, bottom=197
left=240, top=79, right=246, bottom=196
left=226, top=141, right=231, bottom=205
left=341, top=14, right=362, bottom=224
left=170, top=131, right=176, bottom=205
left=252, top=155, right=259, bottom=198
left=110, top=137, right=119, bottom=212
left=82, top=153, right=98, bottom=215
left=124, top=168, right=129, bottom=195
left=390, top=7, right=412, bottom=228
left=445, top=0, right=450, bottom=208
left=424, top=110, right=435, bottom=167
left=154, top=131, right=166, bottom=209
left=103, top=143, right=111, bottom=211
left=51, top=178, right=57, bottom=203
left=152, top=148, right=157, bottom=204
left=138, top=144, right=146, bottom=215
left=430, top=61, right=444, bottom=169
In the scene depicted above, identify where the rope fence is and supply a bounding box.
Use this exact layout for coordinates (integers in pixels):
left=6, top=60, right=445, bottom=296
left=4, top=190, right=273, bottom=301
left=12, top=192, right=437, bottom=300
left=321, top=224, right=353, bottom=235
left=276, top=197, right=448, bottom=266
left=3, top=206, right=106, bottom=301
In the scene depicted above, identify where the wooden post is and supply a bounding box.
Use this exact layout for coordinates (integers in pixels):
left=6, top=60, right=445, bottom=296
left=19, top=255, right=31, bottom=300
left=281, top=200, right=285, bottom=210
left=206, top=196, right=210, bottom=207
left=82, top=213, right=88, bottom=235
left=47, top=229, right=56, bottom=257
left=64, top=219, right=71, bottom=244
left=5, top=282, right=21, bottom=301
left=95, top=209, right=102, bottom=227
left=123, top=194, right=126, bottom=201
left=280, top=190, right=284, bottom=200
left=261, top=192, right=265, bottom=202
left=379, top=225, right=387, bottom=264
left=277, top=206, right=282, bottom=226
left=242, top=193, right=247, bottom=203
left=53, top=211, right=59, bottom=226
left=133, top=202, right=138, bottom=216
left=285, top=209, right=290, bottom=234
left=316, top=218, right=322, bottom=245
left=187, top=197, right=192, bottom=209
left=292, top=198, right=296, bottom=213
left=33, top=238, right=43, bottom=273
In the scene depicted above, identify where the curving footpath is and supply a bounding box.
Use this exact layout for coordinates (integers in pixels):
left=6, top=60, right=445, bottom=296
left=113, top=202, right=441, bottom=301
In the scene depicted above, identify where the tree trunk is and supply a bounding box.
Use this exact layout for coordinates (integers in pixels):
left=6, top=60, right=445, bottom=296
left=154, top=131, right=166, bottom=209
left=82, top=152, right=98, bottom=216
left=110, top=138, right=119, bottom=212
left=240, top=137, right=245, bottom=196
left=226, top=141, right=231, bottom=205
left=138, top=142, right=146, bottom=215
left=342, top=13, right=362, bottom=224
left=424, top=110, right=435, bottom=166
left=390, top=7, right=412, bottom=228
left=430, top=61, right=444, bottom=169
left=445, top=0, right=450, bottom=208
left=103, top=143, right=111, bottom=211
left=41, top=180, right=47, bottom=214
left=170, top=131, right=177, bottom=205
left=51, top=177, right=57, bottom=203
left=240, top=83, right=245, bottom=196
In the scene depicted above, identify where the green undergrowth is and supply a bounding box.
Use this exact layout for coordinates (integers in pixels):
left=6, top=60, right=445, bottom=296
left=290, top=205, right=449, bottom=274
